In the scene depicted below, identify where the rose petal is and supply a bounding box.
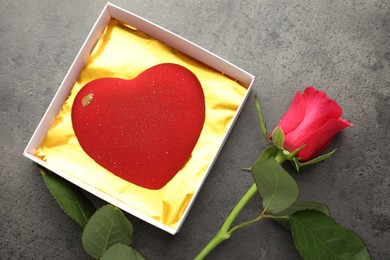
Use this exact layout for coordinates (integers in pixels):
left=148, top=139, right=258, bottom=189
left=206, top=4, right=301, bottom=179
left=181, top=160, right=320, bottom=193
left=283, top=87, right=343, bottom=144
left=278, top=91, right=306, bottom=134
left=296, top=118, right=353, bottom=161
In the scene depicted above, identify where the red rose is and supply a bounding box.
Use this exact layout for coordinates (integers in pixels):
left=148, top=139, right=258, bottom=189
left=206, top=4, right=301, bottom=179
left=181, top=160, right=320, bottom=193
left=274, top=86, right=352, bottom=162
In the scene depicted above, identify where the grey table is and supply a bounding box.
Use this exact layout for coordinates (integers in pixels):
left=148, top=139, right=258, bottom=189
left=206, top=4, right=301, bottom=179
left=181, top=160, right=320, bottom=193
left=1, top=0, right=389, bottom=259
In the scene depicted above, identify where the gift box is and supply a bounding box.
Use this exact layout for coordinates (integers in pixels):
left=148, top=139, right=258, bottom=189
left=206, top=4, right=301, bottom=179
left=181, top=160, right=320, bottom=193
left=23, top=2, right=254, bottom=234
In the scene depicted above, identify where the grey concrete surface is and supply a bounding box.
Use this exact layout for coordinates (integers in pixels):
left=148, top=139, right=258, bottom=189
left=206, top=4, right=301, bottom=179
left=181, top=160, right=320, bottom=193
left=1, top=0, right=389, bottom=259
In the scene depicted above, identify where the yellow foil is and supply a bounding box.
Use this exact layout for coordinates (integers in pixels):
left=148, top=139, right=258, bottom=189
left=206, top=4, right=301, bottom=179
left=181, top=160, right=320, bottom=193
left=36, top=19, right=248, bottom=229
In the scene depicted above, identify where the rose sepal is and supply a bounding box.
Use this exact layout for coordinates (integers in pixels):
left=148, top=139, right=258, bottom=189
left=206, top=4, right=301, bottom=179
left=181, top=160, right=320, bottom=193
left=254, top=95, right=271, bottom=143
left=291, top=149, right=337, bottom=171
left=283, top=144, right=306, bottom=160
left=271, top=127, right=285, bottom=149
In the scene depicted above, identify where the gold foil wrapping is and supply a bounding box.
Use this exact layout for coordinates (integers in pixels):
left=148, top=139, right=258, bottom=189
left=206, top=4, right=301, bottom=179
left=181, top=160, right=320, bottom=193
left=36, top=19, right=248, bottom=229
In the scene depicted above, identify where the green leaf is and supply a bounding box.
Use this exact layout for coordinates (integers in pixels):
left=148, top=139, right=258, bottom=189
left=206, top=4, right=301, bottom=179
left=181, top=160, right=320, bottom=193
left=254, top=95, right=269, bottom=142
left=258, top=145, right=280, bottom=162
left=40, top=168, right=95, bottom=228
left=101, top=244, right=145, bottom=260
left=251, top=158, right=299, bottom=213
left=82, top=205, right=133, bottom=259
left=244, top=145, right=280, bottom=171
left=279, top=201, right=330, bottom=217
left=273, top=201, right=330, bottom=230
left=272, top=127, right=285, bottom=149
left=295, top=149, right=337, bottom=171
left=290, top=210, right=371, bottom=260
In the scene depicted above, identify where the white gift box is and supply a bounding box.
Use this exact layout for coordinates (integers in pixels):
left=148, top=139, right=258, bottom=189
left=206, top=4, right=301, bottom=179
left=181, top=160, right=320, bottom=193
left=24, top=2, right=254, bottom=234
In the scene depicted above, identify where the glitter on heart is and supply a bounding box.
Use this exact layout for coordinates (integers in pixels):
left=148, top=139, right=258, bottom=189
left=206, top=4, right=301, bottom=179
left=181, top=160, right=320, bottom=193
left=71, top=63, right=206, bottom=190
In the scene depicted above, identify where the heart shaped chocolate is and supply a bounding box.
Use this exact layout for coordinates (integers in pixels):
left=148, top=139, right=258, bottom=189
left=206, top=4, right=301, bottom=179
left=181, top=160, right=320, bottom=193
left=71, top=63, right=205, bottom=190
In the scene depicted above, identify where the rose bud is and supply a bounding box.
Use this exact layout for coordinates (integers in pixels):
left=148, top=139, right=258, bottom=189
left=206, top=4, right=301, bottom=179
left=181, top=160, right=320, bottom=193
left=274, top=86, right=352, bottom=162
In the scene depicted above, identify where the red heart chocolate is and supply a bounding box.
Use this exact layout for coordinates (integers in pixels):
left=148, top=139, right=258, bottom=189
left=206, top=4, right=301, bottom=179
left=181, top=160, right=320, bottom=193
left=71, top=63, right=205, bottom=190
